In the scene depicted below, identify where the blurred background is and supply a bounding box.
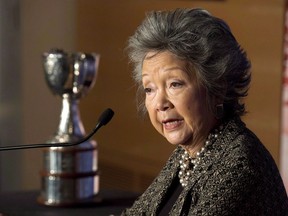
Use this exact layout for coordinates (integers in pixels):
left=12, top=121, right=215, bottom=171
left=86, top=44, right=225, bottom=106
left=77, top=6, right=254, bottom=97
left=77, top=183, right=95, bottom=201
left=0, top=0, right=286, bottom=193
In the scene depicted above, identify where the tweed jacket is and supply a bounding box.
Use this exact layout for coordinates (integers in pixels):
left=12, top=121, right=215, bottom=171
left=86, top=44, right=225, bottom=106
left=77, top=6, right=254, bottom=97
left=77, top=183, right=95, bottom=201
left=121, top=117, right=288, bottom=215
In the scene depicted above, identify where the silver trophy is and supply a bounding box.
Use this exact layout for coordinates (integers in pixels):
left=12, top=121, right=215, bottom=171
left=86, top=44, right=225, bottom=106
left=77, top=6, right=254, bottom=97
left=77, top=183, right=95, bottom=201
left=38, top=49, right=100, bottom=206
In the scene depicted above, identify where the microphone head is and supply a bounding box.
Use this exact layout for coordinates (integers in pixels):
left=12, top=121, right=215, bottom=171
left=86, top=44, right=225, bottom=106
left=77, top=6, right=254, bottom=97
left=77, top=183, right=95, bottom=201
left=98, top=108, right=114, bottom=126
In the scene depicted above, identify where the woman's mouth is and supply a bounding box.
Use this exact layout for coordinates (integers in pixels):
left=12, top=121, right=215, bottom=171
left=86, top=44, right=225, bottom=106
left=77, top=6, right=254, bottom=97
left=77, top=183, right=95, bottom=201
left=162, top=119, right=184, bottom=130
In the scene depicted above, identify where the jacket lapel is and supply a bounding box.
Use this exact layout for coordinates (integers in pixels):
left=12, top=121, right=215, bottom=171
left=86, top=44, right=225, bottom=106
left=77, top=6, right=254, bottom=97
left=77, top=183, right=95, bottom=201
left=148, top=147, right=182, bottom=215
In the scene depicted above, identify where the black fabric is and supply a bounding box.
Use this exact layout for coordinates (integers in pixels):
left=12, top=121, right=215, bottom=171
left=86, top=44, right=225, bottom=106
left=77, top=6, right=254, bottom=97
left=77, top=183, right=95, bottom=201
left=158, top=178, right=183, bottom=216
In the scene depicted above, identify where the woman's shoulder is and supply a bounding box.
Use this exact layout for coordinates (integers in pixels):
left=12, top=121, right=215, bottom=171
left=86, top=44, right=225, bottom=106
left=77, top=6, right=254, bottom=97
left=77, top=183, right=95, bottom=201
left=227, top=117, right=274, bottom=163
left=222, top=117, right=266, bottom=154
left=219, top=117, right=281, bottom=180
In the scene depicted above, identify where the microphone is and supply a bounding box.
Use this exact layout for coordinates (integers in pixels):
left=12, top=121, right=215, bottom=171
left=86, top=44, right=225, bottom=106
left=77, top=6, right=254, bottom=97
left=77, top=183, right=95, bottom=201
left=0, top=108, right=114, bottom=151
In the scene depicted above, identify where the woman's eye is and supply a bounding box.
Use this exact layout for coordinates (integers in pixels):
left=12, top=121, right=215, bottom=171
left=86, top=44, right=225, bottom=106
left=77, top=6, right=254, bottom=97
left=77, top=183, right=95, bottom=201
left=170, top=81, right=183, bottom=88
left=144, top=87, right=152, bottom=94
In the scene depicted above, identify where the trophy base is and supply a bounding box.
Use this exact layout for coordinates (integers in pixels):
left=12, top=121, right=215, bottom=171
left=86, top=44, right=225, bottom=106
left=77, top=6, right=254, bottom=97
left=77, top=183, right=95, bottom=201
left=37, top=194, right=102, bottom=207
left=39, top=142, right=100, bottom=207
left=38, top=172, right=100, bottom=207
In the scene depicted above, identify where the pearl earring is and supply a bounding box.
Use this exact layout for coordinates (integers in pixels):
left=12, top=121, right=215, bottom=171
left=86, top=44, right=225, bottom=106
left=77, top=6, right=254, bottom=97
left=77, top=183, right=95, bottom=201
left=215, top=104, right=224, bottom=119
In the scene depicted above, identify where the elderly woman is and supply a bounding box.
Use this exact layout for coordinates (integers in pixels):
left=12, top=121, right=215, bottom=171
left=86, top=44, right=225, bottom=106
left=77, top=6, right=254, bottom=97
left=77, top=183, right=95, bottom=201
left=122, top=8, right=288, bottom=215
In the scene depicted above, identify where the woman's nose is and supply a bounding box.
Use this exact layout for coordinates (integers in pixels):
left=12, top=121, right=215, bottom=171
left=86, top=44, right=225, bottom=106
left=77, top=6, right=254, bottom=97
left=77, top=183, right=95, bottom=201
left=155, top=91, right=172, bottom=111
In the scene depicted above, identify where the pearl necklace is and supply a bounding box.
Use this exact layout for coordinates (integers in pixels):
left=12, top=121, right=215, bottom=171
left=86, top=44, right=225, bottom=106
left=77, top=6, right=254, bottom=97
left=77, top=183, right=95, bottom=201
left=178, top=125, right=224, bottom=187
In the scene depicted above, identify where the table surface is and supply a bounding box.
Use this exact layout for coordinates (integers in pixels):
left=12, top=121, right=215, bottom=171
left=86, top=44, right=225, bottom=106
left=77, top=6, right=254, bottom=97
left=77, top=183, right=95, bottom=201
left=0, top=189, right=139, bottom=216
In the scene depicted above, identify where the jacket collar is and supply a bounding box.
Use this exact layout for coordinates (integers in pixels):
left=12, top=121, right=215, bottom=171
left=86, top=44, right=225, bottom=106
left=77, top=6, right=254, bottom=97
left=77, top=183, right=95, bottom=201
left=171, top=117, right=246, bottom=214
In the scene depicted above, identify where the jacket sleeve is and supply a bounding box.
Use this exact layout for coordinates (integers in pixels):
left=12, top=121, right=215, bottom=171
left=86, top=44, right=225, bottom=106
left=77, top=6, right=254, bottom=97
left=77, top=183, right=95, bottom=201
left=188, top=133, right=288, bottom=216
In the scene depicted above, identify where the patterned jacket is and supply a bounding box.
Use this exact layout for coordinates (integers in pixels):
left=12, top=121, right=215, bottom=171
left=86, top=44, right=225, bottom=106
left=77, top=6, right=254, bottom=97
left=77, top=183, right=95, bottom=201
left=121, top=117, right=288, bottom=215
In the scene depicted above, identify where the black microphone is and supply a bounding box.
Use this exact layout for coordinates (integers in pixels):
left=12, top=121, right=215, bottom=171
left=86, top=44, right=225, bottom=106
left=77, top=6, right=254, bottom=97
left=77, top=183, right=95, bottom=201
left=0, top=108, right=114, bottom=151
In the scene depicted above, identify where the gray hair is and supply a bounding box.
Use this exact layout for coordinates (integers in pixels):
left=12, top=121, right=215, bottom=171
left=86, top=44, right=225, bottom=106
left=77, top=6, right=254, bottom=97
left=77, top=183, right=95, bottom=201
left=127, top=8, right=251, bottom=119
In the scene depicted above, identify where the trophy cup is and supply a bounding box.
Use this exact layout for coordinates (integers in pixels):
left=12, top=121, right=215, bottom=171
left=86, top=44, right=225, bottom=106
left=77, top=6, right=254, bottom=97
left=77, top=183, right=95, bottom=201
left=38, top=49, right=100, bottom=206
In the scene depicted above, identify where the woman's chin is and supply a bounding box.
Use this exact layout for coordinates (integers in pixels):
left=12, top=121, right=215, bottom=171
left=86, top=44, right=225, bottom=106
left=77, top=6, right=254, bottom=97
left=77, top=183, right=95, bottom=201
left=165, top=135, right=194, bottom=147
left=165, top=137, right=191, bottom=146
left=167, top=141, right=180, bottom=146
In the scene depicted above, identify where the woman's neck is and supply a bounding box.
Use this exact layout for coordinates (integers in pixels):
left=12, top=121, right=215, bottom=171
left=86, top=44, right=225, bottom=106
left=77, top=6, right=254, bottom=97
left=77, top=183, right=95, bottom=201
left=182, top=118, right=220, bottom=157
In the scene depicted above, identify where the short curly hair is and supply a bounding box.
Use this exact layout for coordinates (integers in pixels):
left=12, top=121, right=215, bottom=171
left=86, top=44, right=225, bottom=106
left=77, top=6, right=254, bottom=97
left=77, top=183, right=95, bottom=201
left=126, top=8, right=251, bottom=119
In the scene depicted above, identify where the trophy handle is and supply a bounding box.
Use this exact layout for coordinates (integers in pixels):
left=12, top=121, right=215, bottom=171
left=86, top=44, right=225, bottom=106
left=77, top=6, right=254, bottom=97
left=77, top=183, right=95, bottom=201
left=72, top=53, right=100, bottom=99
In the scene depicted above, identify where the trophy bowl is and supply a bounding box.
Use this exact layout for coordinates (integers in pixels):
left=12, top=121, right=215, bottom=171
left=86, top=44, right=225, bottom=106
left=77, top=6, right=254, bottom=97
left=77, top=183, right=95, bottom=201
left=43, top=48, right=99, bottom=99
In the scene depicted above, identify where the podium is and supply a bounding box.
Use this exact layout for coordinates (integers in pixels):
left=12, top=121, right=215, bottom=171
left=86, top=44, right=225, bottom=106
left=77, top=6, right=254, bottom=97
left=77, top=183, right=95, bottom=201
left=0, top=189, right=138, bottom=216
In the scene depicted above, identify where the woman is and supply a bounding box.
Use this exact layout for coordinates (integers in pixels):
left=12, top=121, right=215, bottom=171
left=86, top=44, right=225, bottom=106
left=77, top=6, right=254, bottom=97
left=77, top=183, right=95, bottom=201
left=122, top=8, right=288, bottom=215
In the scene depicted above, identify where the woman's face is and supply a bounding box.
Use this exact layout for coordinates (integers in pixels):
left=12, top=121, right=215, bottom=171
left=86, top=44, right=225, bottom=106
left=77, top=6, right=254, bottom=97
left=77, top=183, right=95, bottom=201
left=142, top=51, right=216, bottom=148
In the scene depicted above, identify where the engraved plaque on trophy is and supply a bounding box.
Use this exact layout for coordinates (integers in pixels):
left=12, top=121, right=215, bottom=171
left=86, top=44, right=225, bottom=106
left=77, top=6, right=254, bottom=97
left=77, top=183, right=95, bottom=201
left=38, top=49, right=100, bottom=206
